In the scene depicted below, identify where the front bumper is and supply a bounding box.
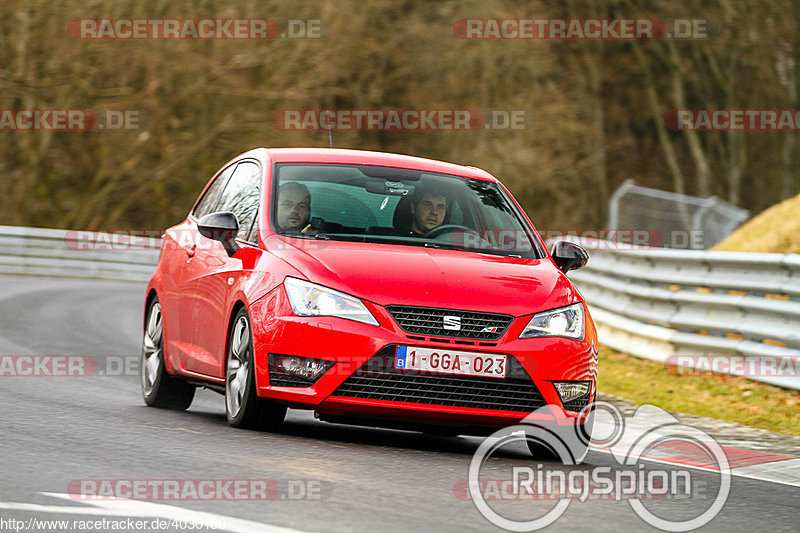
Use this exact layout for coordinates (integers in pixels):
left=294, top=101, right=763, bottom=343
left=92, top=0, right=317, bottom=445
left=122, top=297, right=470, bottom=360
left=250, top=285, right=598, bottom=429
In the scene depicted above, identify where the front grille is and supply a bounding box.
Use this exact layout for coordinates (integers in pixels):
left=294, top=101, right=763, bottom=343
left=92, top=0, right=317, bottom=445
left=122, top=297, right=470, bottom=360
left=386, top=305, right=513, bottom=340
left=269, top=374, right=314, bottom=387
left=332, top=346, right=545, bottom=412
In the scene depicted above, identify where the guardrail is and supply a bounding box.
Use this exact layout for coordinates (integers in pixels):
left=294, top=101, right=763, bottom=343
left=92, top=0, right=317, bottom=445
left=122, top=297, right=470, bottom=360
left=0, top=225, right=159, bottom=282
left=563, top=238, right=800, bottom=390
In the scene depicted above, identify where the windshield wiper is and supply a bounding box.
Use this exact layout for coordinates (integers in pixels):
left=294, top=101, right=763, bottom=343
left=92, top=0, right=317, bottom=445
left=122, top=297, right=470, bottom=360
left=309, top=233, right=368, bottom=243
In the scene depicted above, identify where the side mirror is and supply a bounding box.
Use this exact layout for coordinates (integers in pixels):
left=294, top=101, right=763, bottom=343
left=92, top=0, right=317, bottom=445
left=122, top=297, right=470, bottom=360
left=197, top=212, right=239, bottom=257
left=550, top=241, right=589, bottom=273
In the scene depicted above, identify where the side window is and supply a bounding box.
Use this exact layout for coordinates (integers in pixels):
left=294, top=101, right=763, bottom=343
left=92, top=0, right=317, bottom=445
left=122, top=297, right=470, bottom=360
left=449, top=198, right=466, bottom=226
left=193, top=163, right=237, bottom=219
left=216, top=161, right=261, bottom=241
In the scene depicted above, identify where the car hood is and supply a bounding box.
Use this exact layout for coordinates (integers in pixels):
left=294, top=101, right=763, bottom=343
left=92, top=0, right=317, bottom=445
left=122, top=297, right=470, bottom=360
left=269, top=237, right=578, bottom=317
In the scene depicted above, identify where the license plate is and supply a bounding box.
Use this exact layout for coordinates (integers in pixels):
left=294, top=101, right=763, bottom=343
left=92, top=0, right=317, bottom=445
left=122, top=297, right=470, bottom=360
left=394, top=346, right=507, bottom=379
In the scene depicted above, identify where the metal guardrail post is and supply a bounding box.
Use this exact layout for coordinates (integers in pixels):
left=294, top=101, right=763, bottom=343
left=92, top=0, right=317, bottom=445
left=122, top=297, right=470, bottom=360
left=607, top=179, right=634, bottom=230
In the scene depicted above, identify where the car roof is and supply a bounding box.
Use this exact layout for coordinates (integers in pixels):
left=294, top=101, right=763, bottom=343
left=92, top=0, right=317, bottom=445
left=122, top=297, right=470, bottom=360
left=247, top=147, right=498, bottom=182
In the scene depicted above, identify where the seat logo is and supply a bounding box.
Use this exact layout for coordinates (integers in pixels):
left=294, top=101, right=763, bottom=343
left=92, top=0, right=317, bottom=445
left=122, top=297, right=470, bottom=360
left=443, top=315, right=462, bottom=331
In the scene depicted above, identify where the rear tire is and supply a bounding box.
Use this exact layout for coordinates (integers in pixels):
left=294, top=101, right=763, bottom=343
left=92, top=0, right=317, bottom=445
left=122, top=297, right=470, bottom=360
left=141, top=297, right=195, bottom=410
left=225, top=308, right=286, bottom=431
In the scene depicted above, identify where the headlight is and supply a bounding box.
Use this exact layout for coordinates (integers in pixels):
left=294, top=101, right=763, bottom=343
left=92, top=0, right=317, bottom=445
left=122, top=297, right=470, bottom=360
left=519, top=303, right=584, bottom=340
left=284, top=277, right=379, bottom=326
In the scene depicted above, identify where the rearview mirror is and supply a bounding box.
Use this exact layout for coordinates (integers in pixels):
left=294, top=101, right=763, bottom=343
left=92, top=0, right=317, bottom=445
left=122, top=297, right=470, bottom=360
left=197, top=211, right=239, bottom=256
left=550, top=241, right=589, bottom=273
left=365, top=180, right=413, bottom=196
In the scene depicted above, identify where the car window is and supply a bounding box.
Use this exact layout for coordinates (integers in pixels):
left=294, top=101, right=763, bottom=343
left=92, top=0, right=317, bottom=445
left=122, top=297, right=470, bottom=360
left=193, top=163, right=237, bottom=219
left=216, top=161, right=261, bottom=241
left=273, top=163, right=543, bottom=258
left=305, top=182, right=399, bottom=228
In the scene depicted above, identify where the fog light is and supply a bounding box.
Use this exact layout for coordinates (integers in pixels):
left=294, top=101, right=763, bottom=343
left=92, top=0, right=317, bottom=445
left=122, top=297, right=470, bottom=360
left=552, top=381, right=592, bottom=403
left=270, top=354, right=335, bottom=383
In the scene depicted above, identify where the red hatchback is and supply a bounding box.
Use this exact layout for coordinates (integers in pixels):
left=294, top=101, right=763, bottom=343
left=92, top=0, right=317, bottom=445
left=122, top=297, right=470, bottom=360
left=141, top=148, right=597, bottom=451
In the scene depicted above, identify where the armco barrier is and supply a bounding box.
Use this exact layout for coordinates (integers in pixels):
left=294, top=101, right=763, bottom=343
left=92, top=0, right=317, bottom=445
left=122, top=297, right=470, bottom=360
left=562, top=238, right=800, bottom=390
left=0, top=225, right=160, bottom=282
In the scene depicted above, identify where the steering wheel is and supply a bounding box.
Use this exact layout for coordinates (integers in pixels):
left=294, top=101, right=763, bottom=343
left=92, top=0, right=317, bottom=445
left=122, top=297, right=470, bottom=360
left=423, top=224, right=481, bottom=239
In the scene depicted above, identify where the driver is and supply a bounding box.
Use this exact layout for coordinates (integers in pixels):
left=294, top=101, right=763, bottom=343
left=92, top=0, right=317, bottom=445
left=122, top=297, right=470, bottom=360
left=276, top=182, right=312, bottom=233
left=409, top=185, right=448, bottom=236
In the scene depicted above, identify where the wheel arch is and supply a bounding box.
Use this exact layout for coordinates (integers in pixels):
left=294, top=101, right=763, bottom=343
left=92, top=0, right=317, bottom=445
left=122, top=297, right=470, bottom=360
left=226, top=300, right=249, bottom=354
left=144, top=289, right=158, bottom=328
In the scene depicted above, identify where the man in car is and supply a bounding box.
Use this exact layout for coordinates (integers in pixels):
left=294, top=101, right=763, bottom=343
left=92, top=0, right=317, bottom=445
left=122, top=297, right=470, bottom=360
left=276, top=181, right=312, bottom=233
left=409, top=185, right=448, bottom=236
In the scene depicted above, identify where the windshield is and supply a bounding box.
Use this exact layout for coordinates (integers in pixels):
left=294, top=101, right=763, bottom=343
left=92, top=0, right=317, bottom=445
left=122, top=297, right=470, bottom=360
left=271, top=163, right=544, bottom=258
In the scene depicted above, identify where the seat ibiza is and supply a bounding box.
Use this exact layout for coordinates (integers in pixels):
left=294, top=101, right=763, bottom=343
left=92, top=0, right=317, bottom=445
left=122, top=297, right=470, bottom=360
left=141, top=148, right=597, bottom=454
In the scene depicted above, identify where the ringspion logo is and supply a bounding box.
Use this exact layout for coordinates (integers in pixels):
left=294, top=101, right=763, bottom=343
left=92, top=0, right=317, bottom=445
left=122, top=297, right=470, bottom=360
left=467, top=402, right=730, bottom=531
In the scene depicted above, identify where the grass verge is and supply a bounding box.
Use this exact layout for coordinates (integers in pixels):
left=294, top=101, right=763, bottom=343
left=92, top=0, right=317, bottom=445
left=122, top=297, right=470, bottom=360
left=598, top=347, right=800, bottom=436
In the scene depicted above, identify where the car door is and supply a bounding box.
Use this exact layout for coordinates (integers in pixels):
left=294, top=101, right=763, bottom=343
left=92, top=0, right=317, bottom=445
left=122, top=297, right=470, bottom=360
left=162, top=162, right=237, bottom=364
left=180, top=160, right=262, bottom=377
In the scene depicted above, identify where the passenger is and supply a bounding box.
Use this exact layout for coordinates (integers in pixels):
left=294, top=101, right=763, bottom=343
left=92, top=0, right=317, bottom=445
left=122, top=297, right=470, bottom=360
left=276, top=182, right=311, bottom=233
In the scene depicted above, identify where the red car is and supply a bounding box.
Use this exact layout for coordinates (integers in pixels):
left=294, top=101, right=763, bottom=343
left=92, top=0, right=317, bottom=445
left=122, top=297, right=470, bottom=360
left=141, top=148, right=597, bottom=455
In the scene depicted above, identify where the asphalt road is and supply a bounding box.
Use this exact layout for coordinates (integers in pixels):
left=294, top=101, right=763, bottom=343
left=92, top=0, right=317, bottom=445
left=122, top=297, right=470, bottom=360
left=0, top=274, right=797, bottom=532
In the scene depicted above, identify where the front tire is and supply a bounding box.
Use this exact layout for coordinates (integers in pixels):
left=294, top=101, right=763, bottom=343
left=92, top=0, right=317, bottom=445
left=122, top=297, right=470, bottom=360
left=225, top=308, right=286, bottom=430
left=524, top=417, right=593, bottom=464
left=141, top=297, right=195, bottom=410
left=525, top=412, right=594, bottom=465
